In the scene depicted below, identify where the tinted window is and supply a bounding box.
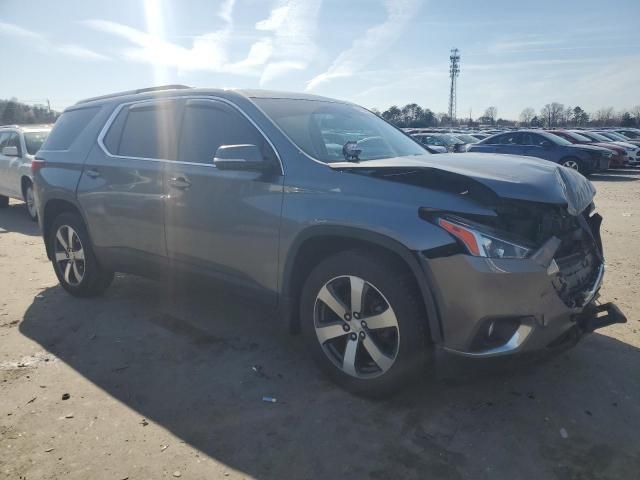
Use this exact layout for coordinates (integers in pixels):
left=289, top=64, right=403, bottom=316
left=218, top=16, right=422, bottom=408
left=117, top=100, right=182, bottom=160
left=0, top=132, right=9, bottom=149
left=178, top=100, right=275, bottom=165
left=43, top=107, right=100, bottom=150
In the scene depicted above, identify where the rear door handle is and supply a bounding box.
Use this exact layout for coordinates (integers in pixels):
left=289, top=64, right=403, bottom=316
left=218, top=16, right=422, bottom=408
left=168, top=176, right=191, bottom=189
left=85, top=168, right=101, bottom=178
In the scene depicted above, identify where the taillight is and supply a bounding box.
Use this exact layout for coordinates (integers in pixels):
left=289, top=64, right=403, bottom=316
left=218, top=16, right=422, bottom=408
left=31, top=157, right=46, bottom=174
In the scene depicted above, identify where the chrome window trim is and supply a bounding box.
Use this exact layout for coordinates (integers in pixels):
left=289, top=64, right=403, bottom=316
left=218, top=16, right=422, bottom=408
left=96, top=95, right=284, bottom=174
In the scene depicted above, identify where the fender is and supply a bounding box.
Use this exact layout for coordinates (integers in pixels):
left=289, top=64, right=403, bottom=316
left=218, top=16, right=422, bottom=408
left=279, top=224, right=444, bottom=343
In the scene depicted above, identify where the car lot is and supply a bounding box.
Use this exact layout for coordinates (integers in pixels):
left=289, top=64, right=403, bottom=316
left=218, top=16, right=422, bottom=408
left=1, top=169, right=639, bottom=479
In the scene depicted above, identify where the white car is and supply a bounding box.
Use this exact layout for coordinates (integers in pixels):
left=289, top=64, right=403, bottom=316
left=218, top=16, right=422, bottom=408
left=0, top=125, right=51, bottom=220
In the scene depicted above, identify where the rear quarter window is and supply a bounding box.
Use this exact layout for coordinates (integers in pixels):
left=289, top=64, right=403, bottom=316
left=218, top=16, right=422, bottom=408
left=42, top=107, right=100, bottom=151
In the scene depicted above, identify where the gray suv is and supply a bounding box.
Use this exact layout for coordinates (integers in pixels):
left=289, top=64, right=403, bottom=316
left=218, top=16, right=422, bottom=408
left=33, top=86, right=626, bottom=396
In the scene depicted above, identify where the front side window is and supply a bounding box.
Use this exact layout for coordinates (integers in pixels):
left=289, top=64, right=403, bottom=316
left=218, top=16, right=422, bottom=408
left=252, top=98, right=425, bottom=163
left=498, top=133, right=520, bottom=145
left=178, top=99, right=275, bottom=165
left=5, top=132, right=21, bottom=155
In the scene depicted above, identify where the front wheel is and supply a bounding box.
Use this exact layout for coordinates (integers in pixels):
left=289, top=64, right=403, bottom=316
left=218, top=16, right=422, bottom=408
left=300, top=250, right=430, bottom=397
left=49, top=212, right=113, bottom=297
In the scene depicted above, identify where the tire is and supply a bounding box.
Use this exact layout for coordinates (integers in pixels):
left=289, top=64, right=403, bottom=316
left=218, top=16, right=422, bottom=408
left=560, top=157, right=583, bottom=174
left=0, top=195, right=8, bottom=208
left=300, top=249, right=430, bottom=397
left=22, top=180, right=38, bottom=221
left=49, top=212, right=114, bottom=297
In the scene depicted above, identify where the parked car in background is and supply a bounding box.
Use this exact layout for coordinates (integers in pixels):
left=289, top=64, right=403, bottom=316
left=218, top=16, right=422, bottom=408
left=614, top=128, right=640, bottom=140
left=468, top=130, right=611, bottom=175
left=0, top=124, right=51, bottom=220
left=549, top=129, right=627, bottom=168
left=412, top=132, right=466, bottom=152
left=32, top=85, right=625, bottom=396
left=594, top=131, right=640, bottom=149
left=576, top=131, right=640, bottom=166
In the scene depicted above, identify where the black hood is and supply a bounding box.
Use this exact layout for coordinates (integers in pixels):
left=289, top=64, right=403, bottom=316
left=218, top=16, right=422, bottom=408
left=329, top=153, right=596, bottom=216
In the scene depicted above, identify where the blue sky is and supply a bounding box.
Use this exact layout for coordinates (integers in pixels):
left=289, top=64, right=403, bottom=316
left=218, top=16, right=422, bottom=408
left=1, top=0, right=639, bottom=118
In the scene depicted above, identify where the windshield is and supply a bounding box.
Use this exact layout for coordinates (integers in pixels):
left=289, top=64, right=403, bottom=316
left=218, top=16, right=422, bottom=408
left=599, top=132, right=627, bottom=141
left=542, top=132, right=572, bottom=146
left=562, top=131, right=591, bottom=142
left=252, top=98, right=426, bottom=162
left=453, top=134, right=479, bottom=143
left=581, top=131, right=610, bottom=142
left=24, top=131, right=50, bottom=155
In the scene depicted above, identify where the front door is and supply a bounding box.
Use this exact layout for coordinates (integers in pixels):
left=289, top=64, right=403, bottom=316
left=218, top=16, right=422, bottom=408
left=163, top=98, right=284, bottom=302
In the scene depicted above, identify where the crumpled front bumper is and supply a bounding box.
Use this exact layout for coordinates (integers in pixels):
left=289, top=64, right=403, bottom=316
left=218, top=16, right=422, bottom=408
left=424, top=253, right=626, bottom=357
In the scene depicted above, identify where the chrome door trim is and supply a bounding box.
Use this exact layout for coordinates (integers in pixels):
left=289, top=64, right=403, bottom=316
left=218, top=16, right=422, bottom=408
left=96, top=95, right=284, bottom=175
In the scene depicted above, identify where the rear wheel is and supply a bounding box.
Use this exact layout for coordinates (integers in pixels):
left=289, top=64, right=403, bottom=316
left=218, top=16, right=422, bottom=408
left=561, top=157, right=582, bottom=174
left=22, top=180, right=37, bottom=221
left=49, top=212, right=113, bottom=297
left=300, top=250, right=429, bottom=397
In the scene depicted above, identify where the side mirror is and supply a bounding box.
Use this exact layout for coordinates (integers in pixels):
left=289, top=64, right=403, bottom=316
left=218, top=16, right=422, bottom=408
left=213, top=144, right=270, bottom=171
left=2, top=146, right=19, bottom=157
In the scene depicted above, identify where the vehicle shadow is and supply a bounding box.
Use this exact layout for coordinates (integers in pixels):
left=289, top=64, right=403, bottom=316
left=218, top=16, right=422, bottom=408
left=19, top=276, right=640, bottom=479
left=0, top=201, right=39, bottom=236
left=590, top=174, right=639, bottom=182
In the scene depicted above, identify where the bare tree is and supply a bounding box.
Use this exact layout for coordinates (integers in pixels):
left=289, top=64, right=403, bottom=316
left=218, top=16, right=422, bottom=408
left=540, top=102, right=564, bottom=127
left=631, top=105, right=640, bottom=124
left=519, top=107, right=535, bottom=126
left=483, top=106, right=497, bottom=125
left=595, top=107, right=615, bottom=126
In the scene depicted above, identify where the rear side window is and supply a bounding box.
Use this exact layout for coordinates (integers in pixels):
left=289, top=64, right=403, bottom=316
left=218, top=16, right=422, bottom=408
left=178, top=100, right=275, bottom=165
left=43, top=107, right=100, bottom=150
left=105, top=100, right=182, bottom=160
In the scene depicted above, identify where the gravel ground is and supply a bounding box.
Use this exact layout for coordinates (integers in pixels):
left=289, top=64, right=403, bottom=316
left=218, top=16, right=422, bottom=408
left=1, top=169, right=639, bottom=480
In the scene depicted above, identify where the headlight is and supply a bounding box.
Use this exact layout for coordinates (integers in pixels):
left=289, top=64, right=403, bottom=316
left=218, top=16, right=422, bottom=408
left=437, top=217, right=532, bottom=259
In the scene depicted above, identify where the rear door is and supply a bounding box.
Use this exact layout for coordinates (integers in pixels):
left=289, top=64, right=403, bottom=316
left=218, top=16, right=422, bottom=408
left=77, top=99, right=182, bottom=270
left=163, top=98, right=284, bottom=302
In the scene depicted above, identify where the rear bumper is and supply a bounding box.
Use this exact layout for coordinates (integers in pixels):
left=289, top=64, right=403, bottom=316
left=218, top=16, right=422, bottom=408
left=423, top=253, right=625, bottom=358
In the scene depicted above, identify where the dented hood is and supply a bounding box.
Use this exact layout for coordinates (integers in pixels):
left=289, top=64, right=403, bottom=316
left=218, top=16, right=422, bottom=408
left=330, top=153, right=596, bottom=216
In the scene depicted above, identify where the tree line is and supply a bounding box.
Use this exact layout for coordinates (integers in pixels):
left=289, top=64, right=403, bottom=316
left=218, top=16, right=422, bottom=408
left=1, top=98, right=59, bottom=125
left=374, top=102, right=640, bottom=129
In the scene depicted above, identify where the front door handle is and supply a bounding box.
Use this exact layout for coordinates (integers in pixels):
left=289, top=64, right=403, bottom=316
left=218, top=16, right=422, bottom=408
left=85, top=168, right=101, bottom=178
left=168, top=176, right=191, bottom=189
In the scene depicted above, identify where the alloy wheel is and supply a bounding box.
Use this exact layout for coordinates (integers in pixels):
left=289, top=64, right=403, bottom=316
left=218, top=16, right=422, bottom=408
left=563, top=160, right=579, bottom=170
left=25, top=185, right=37, bottom=219
left=314, top=275, right=400, bottom=379
left=54, top=225, right=86, bottom=286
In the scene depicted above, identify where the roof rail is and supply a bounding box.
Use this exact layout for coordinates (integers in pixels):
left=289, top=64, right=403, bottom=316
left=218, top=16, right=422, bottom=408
left=0, top=124, right=20, bottom=129
left=76, top=84, right=192, bottom=105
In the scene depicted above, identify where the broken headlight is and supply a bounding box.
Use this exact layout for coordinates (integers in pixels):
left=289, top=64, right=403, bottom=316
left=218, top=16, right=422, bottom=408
left=437, top=217, right=532, bottom=259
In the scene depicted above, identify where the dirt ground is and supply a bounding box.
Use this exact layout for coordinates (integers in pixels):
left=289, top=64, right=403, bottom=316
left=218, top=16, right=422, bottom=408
left=1, top=169, right=639, bottom=480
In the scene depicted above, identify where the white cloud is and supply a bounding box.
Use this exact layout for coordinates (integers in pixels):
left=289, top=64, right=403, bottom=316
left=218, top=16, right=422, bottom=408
left=258, top=0, right=322, bottom=85
left=0, top=21, right=109, bottom=61
left=84, top=0, right=322, bottom=83
left=306, top=0, right=422, bottom=91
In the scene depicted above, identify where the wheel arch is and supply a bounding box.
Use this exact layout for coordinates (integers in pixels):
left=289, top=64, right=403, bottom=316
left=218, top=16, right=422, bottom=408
left=20, top=175, right=33, bottom=197
left=280, top=225, right=443, bottom=343
left=42, top=198, right=88, bottom=260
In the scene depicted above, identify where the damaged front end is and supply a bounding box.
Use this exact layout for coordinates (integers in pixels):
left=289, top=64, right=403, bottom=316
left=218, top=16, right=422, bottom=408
left=331, top=156, right=626, bottom=356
